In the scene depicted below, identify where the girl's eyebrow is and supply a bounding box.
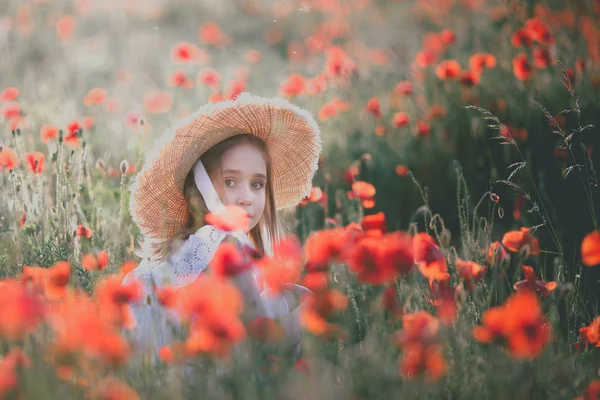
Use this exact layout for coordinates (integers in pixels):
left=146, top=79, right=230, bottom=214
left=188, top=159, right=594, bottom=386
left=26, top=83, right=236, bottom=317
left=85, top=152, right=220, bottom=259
left=222, top=168, right=267, bottom=180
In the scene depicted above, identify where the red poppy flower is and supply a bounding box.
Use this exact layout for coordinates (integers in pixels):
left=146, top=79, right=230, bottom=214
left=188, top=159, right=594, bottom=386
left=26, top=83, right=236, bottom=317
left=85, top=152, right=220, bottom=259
left=56, top=15, right=75, bottom=39
left=513, top=265, right=557, bottom=297
left=414, top=233, right=449, bottom=281
left=0, top=146, right=20, bottom=171
left=360, top=212, right=386, bottom=234
left=299, top=289, right=348, bottom=339
left=391, top=111, right=409, bottom=128
left=0, top=279, right=45, bottom=340
left=168, top=70, right=194, bottom=89
left=382, top=286, right=403, bottom=318
left=76, top=225, right=93, bottom=238
left=532, top=47, right=553, bottom=68
left=502, top=227, right=540, bottom=256
left=396, top=164, right=410, bottom=176
left=511, top=28, right=534, bottom=47
left=513, top=53, right=533, bottom=81
left=280, top=74, right=306, bottom=97
left=0, top=87, right=19, bottom=103
left=416, top=121, right=430, bottom=137
left=582, top=231, right=600, bottom=266
left=469, top=53, right=497, bottom=74
left=435, top=60, right=461, bottom=80
left=393, top=81, right=413, bottom=95
left=143, top=91, right=172, bottom=114
left=524, top=18, right=554, bottom=45
left=366, top=97, right=381, bottom=119
left=40, top=125, right=59, bottom=143
left=256, top=235, right=302, bottom=292
left=473, top=290, right=552, bottom=359
left=428, top=279, right=457, bottom=325
left=415, top=50, right=438, bottom=68
left=325, top=46, right=357, bottom=78
left=199, top=22, right=225, bottom=46
left=170, top=42, right=207, bottom=64
left=460, top=70, right=481, bottom=86
left=205, top=205, right=249, bottom=232
left=24, top=152, right=44, bottom=174
left=455, top=258, right=485, bottom=290
left=44, top=261, right=71, bottom=300
left=83, top=88, right=107, bottom=106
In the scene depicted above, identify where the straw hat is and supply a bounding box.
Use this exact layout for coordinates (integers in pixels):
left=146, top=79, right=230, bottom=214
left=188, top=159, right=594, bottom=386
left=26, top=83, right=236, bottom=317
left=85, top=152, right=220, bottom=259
left=129, top=92, right=322, bottom=241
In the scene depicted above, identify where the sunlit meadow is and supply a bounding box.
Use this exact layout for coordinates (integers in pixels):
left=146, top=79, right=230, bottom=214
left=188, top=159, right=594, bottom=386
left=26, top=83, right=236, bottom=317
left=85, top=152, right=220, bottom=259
left=0, top=0, right=599, bottom=398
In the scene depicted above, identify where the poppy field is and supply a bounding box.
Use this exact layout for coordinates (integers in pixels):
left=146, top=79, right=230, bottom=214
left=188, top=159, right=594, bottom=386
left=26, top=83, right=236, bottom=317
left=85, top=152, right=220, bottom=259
left=0, top=0, right=600, bottom=398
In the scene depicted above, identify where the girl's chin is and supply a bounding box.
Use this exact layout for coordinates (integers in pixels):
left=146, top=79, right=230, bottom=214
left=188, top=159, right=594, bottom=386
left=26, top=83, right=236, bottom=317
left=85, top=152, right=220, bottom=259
left=244, top=220, right=257, bottom=234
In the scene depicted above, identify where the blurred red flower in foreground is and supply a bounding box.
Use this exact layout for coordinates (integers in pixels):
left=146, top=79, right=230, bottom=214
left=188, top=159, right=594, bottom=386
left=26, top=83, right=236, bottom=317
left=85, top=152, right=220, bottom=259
left=414, top=233, right=449, bottom=281
left=205, top=205, right=249, bottom=232
left=0, top=279, right=45, bottom=340
left=573, top=380, right=600, bottom=400
left=581, top=231, right=600, bottom=266
left=455, top=258, right=485, bottom=290
left=343, top=231, right=414, bottom=284
left=393, top=311, right=447, bottom=381
left=44, top=261, right=71, bottom=300
left=473, top=290, right=552, bottom=359
left=300, top=289, right=348, bottom=339
left=256, top=235, right=303, bottom=293
left=575, top=316, right=600, bottom=352
left=91, top=377, right=140, bottom=400
left=0, top=348, right=30, bottom=398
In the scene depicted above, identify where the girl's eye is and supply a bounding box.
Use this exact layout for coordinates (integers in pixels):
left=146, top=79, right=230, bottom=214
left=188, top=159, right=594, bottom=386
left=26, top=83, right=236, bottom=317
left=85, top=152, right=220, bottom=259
left=251, top=181, right=265, bottom=190
left=224, top=179, right=236, bottom=187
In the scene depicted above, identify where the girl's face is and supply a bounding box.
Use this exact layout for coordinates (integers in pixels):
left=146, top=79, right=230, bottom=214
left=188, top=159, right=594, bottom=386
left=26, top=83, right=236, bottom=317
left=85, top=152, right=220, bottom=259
left=211, top=142, right=268, bottom=233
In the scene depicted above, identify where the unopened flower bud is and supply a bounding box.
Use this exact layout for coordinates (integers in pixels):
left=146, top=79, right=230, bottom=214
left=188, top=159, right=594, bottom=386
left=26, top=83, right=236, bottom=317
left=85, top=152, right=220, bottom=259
left=499, top=252, right=511, bottom=270
left=119, top=159, right=129, bottom=175
left=519, top=244, right=531, bottom=261
left=95, top=159, right=106, bottom=172
left=440, top=229, right=451, bottom=247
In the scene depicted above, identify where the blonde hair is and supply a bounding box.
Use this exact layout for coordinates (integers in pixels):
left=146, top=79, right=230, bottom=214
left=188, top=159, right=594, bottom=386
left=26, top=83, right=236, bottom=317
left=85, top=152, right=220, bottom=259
left=134, top=134, right=283, bottom=263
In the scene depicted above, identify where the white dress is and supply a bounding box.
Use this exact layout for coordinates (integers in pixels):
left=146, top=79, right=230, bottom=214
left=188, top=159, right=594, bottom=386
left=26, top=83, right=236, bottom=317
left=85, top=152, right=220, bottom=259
left=121, top=225, right=291, bottom=366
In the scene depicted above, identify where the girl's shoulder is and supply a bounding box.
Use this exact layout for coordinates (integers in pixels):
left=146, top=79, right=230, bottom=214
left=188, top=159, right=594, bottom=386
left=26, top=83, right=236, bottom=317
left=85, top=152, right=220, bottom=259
left=122, top=225, right=230, bottom=290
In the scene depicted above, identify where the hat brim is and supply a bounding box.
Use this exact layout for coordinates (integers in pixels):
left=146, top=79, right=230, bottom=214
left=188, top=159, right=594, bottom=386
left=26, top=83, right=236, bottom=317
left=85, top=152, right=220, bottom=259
left=129, top=92, right=322, bottom=241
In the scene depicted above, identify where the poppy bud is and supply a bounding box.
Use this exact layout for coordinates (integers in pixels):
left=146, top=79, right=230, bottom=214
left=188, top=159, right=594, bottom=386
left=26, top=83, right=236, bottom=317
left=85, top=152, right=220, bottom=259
left=119, top=159, right=129, bottom=175
left=519, top=244, right=531, bottom=261
left=440, top=229, right=451, bottom=248
left=499, top=252, right=511, bottom=270
left=95, top=159, right=106, bottom=172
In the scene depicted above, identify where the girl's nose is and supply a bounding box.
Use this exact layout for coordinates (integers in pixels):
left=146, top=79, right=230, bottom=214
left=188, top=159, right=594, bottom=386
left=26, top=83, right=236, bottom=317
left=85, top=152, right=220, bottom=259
left=236, top=188, right=253, bottom=206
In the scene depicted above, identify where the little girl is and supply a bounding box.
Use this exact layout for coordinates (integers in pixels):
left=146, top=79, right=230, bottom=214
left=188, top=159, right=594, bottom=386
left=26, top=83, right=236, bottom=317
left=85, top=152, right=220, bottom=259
left=121, top=93, right=322, bottom=368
